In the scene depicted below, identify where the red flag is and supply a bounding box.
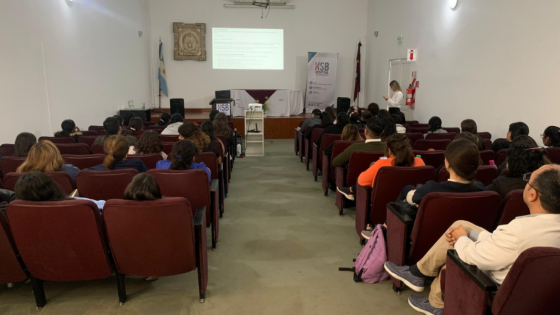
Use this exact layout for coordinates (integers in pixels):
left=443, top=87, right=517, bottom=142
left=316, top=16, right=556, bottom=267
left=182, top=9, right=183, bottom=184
left=353, top=42, right=362, bottom=102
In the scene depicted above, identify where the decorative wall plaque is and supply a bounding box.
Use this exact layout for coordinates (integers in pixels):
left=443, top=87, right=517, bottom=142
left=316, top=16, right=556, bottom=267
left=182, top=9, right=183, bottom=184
left=173, top=23, right=206, bottom=61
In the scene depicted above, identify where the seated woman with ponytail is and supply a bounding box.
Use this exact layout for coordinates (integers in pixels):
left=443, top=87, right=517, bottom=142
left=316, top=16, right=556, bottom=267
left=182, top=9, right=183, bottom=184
left=155, top=140, right=211, bottom=182
left=423, top=116, right=447, bottom=138
left=337, top=133, right=425, bottom=201
left=86, top=135, right=147, bottom=173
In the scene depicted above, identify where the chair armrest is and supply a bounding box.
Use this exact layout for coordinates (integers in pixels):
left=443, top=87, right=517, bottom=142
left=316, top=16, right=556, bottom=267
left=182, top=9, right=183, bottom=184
left=194, top=206, right=206, bottom=227
left=387, top=202, right=414, bottom=224
left=313, top=143, right=318, bottom=148
left=447, top=250, right=497, bottom=292
left=210, top=179, right=219, bottom=192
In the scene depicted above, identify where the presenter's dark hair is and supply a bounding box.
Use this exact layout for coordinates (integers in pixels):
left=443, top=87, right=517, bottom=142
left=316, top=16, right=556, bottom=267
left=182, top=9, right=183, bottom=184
left=13, top=132, right=37, bottom=157
left=103, top=117, right=120, bottom=135
left=170, top=113, right=184, bottom=124
left=543, top=126, right=560, bottom=147
left=509, top=122, right=529, bottom=140
left=428, top=116, right=443, bottom=132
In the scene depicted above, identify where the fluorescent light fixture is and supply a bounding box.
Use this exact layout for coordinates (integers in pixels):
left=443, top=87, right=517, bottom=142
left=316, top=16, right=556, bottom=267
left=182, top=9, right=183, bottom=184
left=449, top=0, right=458, bottom=9
left=224, top=4, right=295, bottom=9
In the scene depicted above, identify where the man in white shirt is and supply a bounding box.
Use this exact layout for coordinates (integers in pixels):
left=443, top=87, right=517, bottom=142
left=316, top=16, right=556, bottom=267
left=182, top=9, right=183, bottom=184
left=384, top=164, right=560, bottom=315
left=161, top=113, right=185, bottom=135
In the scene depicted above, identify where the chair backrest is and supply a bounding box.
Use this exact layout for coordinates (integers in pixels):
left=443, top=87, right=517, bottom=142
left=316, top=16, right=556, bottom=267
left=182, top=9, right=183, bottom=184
left=425, top=133, right=457, bottom=141
left=160, top=135, right=179, bottom=143
left=546, top=147, right=560, bottom=164
left=492, top=247, right=560, bottom=315
left=76, top=169, right=138, bottom=200
left=77, top=136, right=99, bottom=148
left=408, top=191, right=501, bottom=263
left=477, top=132, right=492, bottom=140
left=162, top=142, right=175, bottom=155
left=406, top=120, right=419, bottom=125
left=88, top=125, right=105, bottom=133
left=495, top=190, right=529, bottom=227
left=227, top=122, right=235, bottom=130
left=0, top=157, right=26, bottom=178
left=319, top=134, right=341, bottom=178
left=6, top=199, right=112, bottom=281
left=80, top=130, right=98, bottom=136
left=414, top=139, right=451, bottom=151
left=103, top=198, right=196, bottom=277
left=369, top=166, right=436, bottom=225
left=493, top=138, right=507, bottom=144
left=143, top=121, right=156, bottom=128
left=39, top=136, right=75, bottom=144
left=413, top=150, right=444, bottom=169
left=128, top=154, right=162, bottom=170
left=346, top=151, right=385, bottom=186
left=91, top=144, right=104, bottom=154
left=479, top=150, right=495, bottom=165
left=213, top=140, right=224, bottom=158
left=55, top=143, right=91, bottom=155
left=404, top=133, right=424, bottom=146
left=3, top=171, right=75, bottom=195
left=0, top=212, right=27, bottom=284
left=0, top=144, right=15, bottom=157
left=310, top=128, right=324, bottom=146
left=435, top=166, right=497, bottom=186
left=484, top=139, right=492, bottom=150
left=495, top=149, right=508, bottom=166
left=408, top=126, right=429, bottom=134
left=148, top=125, right=166, bottom=131
left=197, top=152, right=218, bottom=180
left=414, top=123, right=429, bottom=128
left=62, top=154, right=105, bottom=170
left=442, top=127, right=460, bottom=134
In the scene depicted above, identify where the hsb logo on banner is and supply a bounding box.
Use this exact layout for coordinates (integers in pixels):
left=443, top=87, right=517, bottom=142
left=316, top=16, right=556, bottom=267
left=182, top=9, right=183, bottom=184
left=315, top=62, right=330, bottom=75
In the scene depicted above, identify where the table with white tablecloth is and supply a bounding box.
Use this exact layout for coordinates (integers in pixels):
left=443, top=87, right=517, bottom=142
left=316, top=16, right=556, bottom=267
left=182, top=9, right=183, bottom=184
left=230, top=89, right=304, bottom=117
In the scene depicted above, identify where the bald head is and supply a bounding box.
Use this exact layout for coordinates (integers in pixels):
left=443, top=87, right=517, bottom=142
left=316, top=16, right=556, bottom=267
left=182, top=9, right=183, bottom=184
left=524, top=164, right=560, bottom=214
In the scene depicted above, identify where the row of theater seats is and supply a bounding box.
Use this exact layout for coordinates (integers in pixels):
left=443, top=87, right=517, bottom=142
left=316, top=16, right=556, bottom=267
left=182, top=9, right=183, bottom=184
left=293, top=120, right=560, bottom=314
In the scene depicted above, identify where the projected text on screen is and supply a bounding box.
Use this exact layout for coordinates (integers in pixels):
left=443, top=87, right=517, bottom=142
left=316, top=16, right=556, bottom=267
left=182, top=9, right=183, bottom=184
left=212, top=28, right=284, bottom=70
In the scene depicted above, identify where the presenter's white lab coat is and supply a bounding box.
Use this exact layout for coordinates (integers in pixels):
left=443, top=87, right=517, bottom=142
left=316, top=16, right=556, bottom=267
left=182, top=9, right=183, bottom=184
left=387, top=91, right=404, bottom=108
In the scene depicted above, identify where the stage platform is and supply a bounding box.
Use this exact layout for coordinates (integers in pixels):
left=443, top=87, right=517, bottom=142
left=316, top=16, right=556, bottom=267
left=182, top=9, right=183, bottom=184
left=150, top=109, right=310, bottom=139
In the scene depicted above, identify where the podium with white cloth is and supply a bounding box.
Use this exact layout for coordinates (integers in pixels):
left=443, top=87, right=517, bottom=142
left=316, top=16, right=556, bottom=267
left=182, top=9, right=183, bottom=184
left=231, top=89, right=304, bottom=117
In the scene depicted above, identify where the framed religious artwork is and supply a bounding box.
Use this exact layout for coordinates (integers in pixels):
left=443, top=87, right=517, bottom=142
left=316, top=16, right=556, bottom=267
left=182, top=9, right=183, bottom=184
left=173, top=23, right=206, bottom=61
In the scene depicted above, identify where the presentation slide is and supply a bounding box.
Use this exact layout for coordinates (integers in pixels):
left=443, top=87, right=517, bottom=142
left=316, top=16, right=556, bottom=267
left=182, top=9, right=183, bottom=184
left=212, top=28, right=284, bottom=70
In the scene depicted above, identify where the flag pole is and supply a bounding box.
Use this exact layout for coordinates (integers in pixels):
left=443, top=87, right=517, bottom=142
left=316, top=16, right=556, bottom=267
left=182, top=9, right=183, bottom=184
left=158, top=37, right=162, bottom=109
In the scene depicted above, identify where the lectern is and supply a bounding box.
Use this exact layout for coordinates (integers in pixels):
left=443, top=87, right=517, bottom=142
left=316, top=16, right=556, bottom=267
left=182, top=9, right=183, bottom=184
left=209, top=98, right=234, bottom=117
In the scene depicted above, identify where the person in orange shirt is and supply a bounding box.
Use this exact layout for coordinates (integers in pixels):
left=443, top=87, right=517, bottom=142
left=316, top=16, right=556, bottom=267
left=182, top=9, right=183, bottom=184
left=337, top=133, right=425, bottom=201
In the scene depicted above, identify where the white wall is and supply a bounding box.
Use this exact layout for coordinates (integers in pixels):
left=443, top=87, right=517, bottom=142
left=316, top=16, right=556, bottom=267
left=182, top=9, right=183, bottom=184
left=0, top=0, right=152, bottom=144
left=149, top=0, right=368, bottom=109
left=366, top=0, right=560, bottom=142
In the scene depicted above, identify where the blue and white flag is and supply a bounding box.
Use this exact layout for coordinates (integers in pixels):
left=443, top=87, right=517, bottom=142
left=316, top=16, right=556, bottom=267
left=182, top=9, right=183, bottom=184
left=158, top=41, right=168, bottom=97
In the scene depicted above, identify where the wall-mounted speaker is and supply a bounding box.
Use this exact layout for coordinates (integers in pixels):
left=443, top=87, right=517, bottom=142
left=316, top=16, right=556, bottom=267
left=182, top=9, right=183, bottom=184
left=336, top=97, right=351, bottom=114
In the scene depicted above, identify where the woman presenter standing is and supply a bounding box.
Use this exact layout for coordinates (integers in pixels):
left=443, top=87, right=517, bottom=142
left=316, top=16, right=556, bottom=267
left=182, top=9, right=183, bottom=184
left=384, top=80, right=404, bottom=115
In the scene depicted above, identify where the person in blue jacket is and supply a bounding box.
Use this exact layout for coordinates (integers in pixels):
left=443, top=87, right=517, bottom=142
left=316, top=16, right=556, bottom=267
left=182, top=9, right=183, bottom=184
left=156, top=140, right=211, bottom=182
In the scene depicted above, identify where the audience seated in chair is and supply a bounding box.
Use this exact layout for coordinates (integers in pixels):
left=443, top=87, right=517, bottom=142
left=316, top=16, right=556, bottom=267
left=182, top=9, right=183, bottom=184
left=155, top=113, right=171, bottom=126
left=332, top=117, right=386, bottom=168
left=542, top=126, right=560, bottom=147
left=114, top=115, right=128, bottom=132
left=93, top=117, right=137, bottom=146
left=201, top=121, right=224, bottom=164
left=305, top=111, right=333, bottom=140
left=367, top=103, right=380, bottom=118
left=349, top=112, right=363, bottom=129
left=323, top=124, right=363, bottom=157
left=17, top=140, right=80, bottom=181
left=381, top=116, right=397, bottom=140
left=377, top=109, right=390, bottom=119
left=487, top=136, right=549, bottom=198
left=54, top=119, right=82, bottom=141
left=14, top=171, right=67, bottom=202
left=337, top=133, right=425, bottom=201
left=316, top=112, right=349, bottom=148
left=87, top=135, right=147, bottom=173
left=126, top=117, right=144, bottom=136
left=155, top=140, right=211, bottom=182
left=297, top=109, right=322, bottom=132
left=491, top=122, right=529, bottom=153
left=179, top=123, right=219, bottom=159
left=209, top=110, right=219, bottom=122
left=424, top=116, right=447, bottom=138
left=13, top=132, right=37, bottom=158
left=128, top=130, right=168, bottom=160
left=392, top=115, right=406, bottom=134
left=360, top=109, right=373, bottom=124
left=454, top=131, right=485, bottom=151
left=161, top=113, right=184, bottom=135
left=213, top=112, right=234, bottom=147
left=384, top=164, right=560, bottom=315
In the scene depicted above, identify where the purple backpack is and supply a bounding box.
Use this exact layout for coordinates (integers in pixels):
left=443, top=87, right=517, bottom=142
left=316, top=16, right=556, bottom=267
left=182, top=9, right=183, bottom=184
left=353, top=225, right=389, bottom=283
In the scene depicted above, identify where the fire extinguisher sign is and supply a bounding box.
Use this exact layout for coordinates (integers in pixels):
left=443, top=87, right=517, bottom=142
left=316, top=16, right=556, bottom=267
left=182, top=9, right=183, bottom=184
left=407, top=49, right=417, bottom=62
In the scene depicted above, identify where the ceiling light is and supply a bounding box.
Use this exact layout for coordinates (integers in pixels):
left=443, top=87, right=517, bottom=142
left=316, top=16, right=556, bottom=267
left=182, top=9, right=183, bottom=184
left=449, top=0, right=458, bottom=9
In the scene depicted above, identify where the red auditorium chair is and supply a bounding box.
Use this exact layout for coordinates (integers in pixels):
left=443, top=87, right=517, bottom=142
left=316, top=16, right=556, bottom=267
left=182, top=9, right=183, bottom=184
left=305, top=128, right=324, bottom=170
left=414, top=139, right=452, bottom=151
left=143, top=121, right=155, bottom=128
left=355, top=166, right=436, bottom=240
left=335, top=151, right=384, bottom=215
left=0, top=212, right=27, bottom=285
left=160, top=135, right=179, bottom=143
left=315, top=134, right=341, bottom=182
left=128, top=154, right=162, bottom=170
left=63, top=154, right=105, bottom=170
left=0, top=144, right=15, bottom=157
left=197, top=152, right=224, bottom=216
left=147, top=126, right=166, bottom=131
left=91, top=144, right=104, bottom=154
left=162, top=142, right=174, bottom=155
left=493, top=138, right=507, bottom=144
left=76, top=169, right=138, bottom=200
left=479, top=150, right=495, bottom=165
left=546, top=147, right=560, bottom=164
left=477, top=132, right=492, bottom=140
left=217, top=136, right=230, bottom=182
left=494, top=190, right=528, bottom=228
left=210, top=141, right=227, bottom=203
left=294, top=121, right=304, bottom=155
left=0, top=157, right=26, bottom=178
left=322, top=140, right=360, bottom=196
left=88, top=125, right=105, bottom=134
left=414, top=124, right=429, bottom=128
left=78, top=136, right=99, bottom=148
left=413, top=150, right=445, bottom=169
left=80, top=130, right=98, bottom=136
left=406, top=120, right=419, bottom=125
left=3, top=172, right=75, bottom=195
left=386, top=191, right=501, bottom=292
left=214, top=139, right=229, bottom=195
left=495, top=149, right=508, bottom=166
left=435, top=165, right=498, bottom=186
left=299, top=127, right=312, bottom=162
left=6, top=199, right=122, bottom=307
left=443, top=247, right=560, bottom=315
left=484, top=139, right=492, bottom=150
left=409, top=126, right=429, bottom=134
left=55, top=143, right=91, bottom=155
left=442, top=127, right=460, bottom=134
left=425, top=133, right=457, bottom=141
left=38, top=136, right=75, bottom=144
left=147, top=169, right=219, bottom=250
left=103, top=198, right=208, bottom=303
left=405, top=133, right=424, bottom=146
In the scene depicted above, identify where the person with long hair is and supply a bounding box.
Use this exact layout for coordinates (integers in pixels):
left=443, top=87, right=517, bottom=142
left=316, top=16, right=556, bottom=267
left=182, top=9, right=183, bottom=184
left=487, top=136, right=550, bottom=198
left=14, top=171, right=68, bottom=201
left=383, top=80, right=404, bottom=115
left=13, top=132, right=36, bottom=157
left=87, top=135, right=147, bottom=173
left=127, top=117, right=144, bottom=136
left=424, top=116, right=448, bottom=138
left=337, top=133, right=425, bottom=201
left=323, top=124, right=363, bottom=157
left=332, top=117, right=386, bottom=167
left=542, top=126, right=560, bottom=147
left=460, top=119, right=478, bottom=134
left=17, top=140, right=80, bottom=181
left=455, top=132, right=485, bottom=151
left=178, top=123, right=218, bottom=156
left=129, top=130, right=167, bottom=160
left=213, top=112, right=234, bottom=147
left=201, top=121, right=224, bottom=164
left=155, top=140, right=210, bottom=182
left=123, top=173, right=162, bottom=201
left=54, top=119, right=81, bottom=141
left=161, top=113, right=184, bottom=135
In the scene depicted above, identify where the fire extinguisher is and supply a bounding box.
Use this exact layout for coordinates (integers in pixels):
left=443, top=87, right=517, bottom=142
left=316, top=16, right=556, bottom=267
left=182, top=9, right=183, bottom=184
left=406, top=88, right=414, bottom=106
